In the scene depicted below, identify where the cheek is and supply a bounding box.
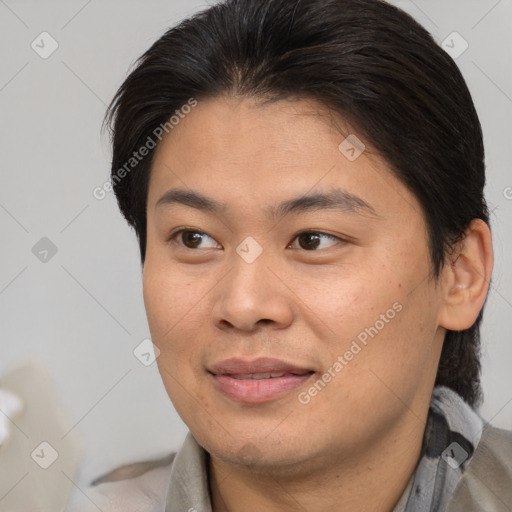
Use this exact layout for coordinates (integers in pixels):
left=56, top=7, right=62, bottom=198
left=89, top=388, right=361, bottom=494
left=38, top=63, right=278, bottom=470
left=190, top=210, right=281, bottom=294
left=142, top=261, right=222, bottom=393
left=308, top=258, right=434, bottom=379
left=143, top=260, right=198, bottom=333
left=143, top=264, right=209, bottom=406
left=297, top=263, right=400, bottom=339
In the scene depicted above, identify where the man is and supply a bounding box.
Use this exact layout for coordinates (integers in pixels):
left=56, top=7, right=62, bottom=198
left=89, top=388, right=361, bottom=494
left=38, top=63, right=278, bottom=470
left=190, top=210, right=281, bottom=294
left=68, top=0, right=512, bottom=510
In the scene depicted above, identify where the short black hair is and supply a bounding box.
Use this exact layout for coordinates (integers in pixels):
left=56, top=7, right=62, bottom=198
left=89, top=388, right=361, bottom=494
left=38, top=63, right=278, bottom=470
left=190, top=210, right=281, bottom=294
left=104, top=0, right=490, bottom=408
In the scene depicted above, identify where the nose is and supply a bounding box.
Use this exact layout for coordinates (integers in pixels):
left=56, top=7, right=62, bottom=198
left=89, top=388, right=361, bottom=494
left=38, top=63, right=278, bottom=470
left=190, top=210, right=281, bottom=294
left=211, top=246, right=294, bottom=333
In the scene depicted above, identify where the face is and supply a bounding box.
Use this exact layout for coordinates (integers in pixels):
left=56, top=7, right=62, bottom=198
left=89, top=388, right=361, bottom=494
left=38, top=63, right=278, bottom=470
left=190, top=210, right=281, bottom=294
left=143, top=96, right=446, bottom=472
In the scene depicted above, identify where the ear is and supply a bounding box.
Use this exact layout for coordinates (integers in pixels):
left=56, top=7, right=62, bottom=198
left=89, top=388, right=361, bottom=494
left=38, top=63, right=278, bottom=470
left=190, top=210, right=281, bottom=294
left=438, top=219, right=493, bottom=331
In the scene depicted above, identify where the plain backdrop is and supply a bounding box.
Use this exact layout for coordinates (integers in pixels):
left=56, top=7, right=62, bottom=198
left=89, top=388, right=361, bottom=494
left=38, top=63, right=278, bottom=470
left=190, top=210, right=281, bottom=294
left=1, top=0, right=511, bottom=491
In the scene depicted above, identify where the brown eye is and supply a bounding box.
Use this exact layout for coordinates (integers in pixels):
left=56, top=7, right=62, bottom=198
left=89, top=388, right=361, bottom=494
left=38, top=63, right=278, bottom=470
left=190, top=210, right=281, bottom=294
left=290, top=231, right=341, bottom=251
left=170, top=229, right=219, bottom=249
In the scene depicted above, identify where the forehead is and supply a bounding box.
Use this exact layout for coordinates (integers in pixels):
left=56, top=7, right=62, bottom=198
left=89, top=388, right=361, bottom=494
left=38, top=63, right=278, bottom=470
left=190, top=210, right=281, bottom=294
left=147, top=96, right=423, bottom=223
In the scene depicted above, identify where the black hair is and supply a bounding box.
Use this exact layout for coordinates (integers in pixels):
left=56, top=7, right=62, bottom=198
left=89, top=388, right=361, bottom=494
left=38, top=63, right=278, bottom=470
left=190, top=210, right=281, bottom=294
left=104, top=0, right=490, bottom=407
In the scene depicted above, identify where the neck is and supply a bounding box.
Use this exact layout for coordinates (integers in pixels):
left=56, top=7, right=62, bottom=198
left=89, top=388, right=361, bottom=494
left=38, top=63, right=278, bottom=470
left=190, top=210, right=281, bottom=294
left=208, top=412, right=426, bottom=512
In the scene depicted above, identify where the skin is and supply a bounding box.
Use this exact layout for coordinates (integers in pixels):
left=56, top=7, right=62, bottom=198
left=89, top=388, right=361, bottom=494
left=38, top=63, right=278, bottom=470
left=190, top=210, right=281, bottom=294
left=143, top=95, right=493, bottom=512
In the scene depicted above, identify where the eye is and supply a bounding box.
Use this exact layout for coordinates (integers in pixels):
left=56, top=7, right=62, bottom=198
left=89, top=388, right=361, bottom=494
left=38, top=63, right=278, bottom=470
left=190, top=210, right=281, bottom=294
left=288, top=231, right=342, bottom=251
left=169, top=229, right=220, bottom=249
left=168, top=229, right=343, bottom=252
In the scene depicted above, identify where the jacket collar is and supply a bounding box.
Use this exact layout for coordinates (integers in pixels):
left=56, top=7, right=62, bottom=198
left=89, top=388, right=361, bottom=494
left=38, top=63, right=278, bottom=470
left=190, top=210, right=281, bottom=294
left=164, top=386, right=484, bottom=512
left=166, top=431, right=212, bottom=512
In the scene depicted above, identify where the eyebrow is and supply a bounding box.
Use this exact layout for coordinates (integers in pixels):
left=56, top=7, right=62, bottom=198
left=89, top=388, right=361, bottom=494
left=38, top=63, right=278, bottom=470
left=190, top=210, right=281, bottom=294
left=155, top=187, right=378, bottom=219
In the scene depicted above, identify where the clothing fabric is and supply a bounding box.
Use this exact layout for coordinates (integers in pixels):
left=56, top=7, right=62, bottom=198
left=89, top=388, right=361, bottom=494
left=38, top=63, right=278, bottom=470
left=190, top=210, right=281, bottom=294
left=66, top=385, right=512, bottom=511
left=402, top=385, right=485, bottom=511
left=0, top=363, right=82, bottom=512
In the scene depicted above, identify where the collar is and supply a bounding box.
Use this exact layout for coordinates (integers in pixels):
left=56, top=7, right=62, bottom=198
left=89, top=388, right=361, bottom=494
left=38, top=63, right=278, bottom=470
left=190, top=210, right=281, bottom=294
left=165, top=386, right=484, bottom=512
left=166, top=431, right=212, bottom=512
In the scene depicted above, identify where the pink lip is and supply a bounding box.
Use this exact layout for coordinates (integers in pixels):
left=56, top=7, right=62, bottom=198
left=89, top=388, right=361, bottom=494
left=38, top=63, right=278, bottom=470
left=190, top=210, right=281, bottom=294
left=208, top=357, right=314, bottom=404
left=211, top=373, right=314, bottom=404
left=208, top=357, right=313, bottom=375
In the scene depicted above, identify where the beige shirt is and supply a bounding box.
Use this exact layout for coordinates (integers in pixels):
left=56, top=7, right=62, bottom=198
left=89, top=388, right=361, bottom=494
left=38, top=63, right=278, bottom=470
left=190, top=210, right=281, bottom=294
left=67, top=425, right=512, bottom=511
left=66, top=431, right=418, bottom=512
left=0, top=364, right=82, bottom=512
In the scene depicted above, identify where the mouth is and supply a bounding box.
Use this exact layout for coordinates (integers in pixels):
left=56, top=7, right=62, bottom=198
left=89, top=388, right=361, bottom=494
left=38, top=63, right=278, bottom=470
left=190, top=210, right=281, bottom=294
left=225, top=371, right=312, bottom=380
left=208, top=358, right=315, bottom=404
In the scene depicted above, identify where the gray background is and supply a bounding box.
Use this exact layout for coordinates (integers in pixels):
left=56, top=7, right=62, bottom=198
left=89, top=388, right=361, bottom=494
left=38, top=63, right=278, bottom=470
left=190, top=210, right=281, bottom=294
left=1, top=0, right=511, bottom=491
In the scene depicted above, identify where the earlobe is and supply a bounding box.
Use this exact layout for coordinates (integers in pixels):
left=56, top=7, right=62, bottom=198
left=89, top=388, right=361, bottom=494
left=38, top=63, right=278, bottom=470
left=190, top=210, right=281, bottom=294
left=438, top=219, right=493, bottom=331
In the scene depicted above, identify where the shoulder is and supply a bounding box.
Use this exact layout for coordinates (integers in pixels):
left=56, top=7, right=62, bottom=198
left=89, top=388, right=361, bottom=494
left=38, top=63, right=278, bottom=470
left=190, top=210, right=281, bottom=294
left=447, top=424, right=512, bottom=512
left=66, top=452, right=177, bottom=512
left=90, top=452, right=176, bottom=485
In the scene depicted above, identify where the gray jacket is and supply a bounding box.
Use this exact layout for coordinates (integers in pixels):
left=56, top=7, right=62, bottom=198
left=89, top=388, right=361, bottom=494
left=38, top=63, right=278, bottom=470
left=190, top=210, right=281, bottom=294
left=66, top=425, right=512, bottom=512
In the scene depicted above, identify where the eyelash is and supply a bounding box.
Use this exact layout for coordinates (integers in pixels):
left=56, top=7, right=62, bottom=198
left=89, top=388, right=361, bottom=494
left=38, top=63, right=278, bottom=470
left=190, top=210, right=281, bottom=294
left=167, top=228, right=345, bottom=252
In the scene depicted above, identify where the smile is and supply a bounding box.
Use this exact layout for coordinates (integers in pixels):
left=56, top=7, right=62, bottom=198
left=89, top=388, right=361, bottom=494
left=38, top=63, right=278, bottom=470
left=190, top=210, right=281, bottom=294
left=210, top=372, right=315, bottom=404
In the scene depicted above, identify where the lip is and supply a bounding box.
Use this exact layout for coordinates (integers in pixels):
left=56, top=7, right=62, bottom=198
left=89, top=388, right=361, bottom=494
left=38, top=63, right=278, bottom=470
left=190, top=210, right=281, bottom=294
left=208, top=357, right=313, bottom=376
left=208, top=357, right=315, bottom=404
